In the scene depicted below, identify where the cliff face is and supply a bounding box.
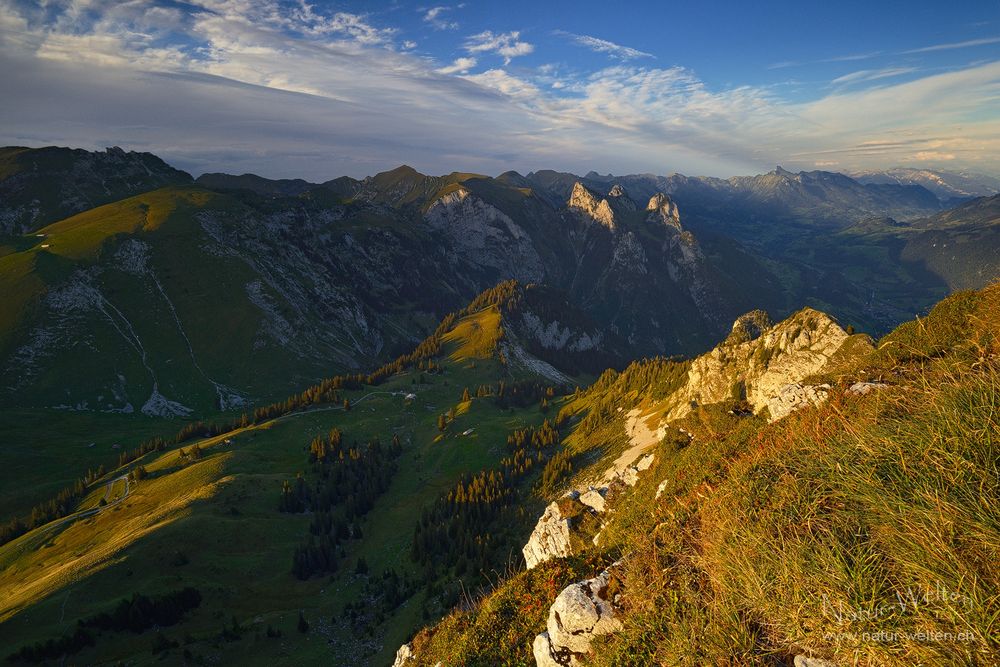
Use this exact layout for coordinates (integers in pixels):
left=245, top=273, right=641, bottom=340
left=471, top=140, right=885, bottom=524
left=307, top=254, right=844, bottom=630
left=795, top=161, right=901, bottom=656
left=424, top=187, right=545, bottom=284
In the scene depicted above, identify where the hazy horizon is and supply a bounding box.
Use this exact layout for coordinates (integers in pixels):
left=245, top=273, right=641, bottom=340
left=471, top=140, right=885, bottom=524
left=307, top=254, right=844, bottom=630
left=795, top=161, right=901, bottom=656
left=7, top=140, right=1000, bottom=185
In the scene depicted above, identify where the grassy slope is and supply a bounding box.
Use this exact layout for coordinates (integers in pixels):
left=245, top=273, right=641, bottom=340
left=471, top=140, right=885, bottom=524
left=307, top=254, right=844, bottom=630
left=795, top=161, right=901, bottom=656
left=0, top=298, right=558, bottom=665
left=0, top=188, right=290, bottom=519
left=0, top=410, right=182, bottom=518
left=0, top=186, right=332, bottom=410
left=442, top=307, right=504, bottom=361
left=409, top=284, right=1000, bottom=666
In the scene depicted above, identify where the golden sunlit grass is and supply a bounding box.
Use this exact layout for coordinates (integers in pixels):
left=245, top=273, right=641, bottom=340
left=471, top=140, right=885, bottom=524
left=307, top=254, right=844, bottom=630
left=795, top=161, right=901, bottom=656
left=36, top=187, right=216, bottom=262
left=590, top=285, right=1000, bottom=666
left=0, top=450, right=231, bottom=623
left=442, top=306, right=503, bottom=361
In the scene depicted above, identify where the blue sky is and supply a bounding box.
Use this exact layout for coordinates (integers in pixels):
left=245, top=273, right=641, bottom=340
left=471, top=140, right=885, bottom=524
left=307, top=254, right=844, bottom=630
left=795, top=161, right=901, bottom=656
left=1, top=0, right=998, bottom=179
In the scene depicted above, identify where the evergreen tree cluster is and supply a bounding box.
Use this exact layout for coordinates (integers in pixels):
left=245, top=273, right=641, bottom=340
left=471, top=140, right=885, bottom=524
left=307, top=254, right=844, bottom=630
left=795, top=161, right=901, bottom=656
left=8, top=588, right=201, bottom=663
left=538, top=449, right=574, bottom=496
left=0, top=465, right=107, bottom=548
left=7, top=627, right=95, bottom=663
left=412, top=468, right=516, bottom=578
left=285, top=431, right=404, bottom=580
left=492, top=380, right=566, bottom=410
left=412, top=420, right=562, bottom=581
left=80, top=588, right=202, bottom=633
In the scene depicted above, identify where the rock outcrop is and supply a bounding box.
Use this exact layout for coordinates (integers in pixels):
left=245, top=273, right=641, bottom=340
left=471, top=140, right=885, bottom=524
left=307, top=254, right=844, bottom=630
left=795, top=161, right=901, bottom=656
left=425, top=187, right=545, bottom=283
left=391, top=642, right=415, bottom=667
left=645, top=192, right=681, bottom=229
left=662, top=308, right=872, bottom=422
left=523, top=500, right=576, bottom=569
left=606, top=184, right=637, bottom=212
left=767, top=383, right=831, bottom=422
left=524, top=453, right=655, bottom=569
left=533, top=568, right=622, bottom=667
left=525, top=308, right=869, bottom=569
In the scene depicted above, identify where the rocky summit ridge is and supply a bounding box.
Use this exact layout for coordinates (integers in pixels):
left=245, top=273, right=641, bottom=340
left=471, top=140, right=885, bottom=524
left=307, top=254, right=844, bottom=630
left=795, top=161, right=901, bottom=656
left=510, top=306, right=873, bottom=665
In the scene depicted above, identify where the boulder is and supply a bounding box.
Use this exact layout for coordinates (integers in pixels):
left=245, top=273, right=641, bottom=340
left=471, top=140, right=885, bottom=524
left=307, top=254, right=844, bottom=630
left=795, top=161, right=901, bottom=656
left=578, top=487, right=608, bottom=513
left=533, top=631, right=567, bottom=667
left=533, top=568, right=623, bottom=666
left=848, top=381, right=886, bottom=395
left=635, top=453, right=655, bottom=471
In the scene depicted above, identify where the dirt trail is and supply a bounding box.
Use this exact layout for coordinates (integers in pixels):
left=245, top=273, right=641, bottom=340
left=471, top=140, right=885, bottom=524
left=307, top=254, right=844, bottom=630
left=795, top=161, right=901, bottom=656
left=602, top=408, right=666, bottom=482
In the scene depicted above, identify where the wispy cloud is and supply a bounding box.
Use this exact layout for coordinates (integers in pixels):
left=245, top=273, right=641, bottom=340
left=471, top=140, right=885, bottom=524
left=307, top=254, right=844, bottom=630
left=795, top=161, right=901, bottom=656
left=903, top=36, right=1000, bottom=54
left=821, top=51, right=882, bottom=63
left=914, top=150, right=956, bottom=161
left=464, top=30, right=534, bottom=64
left=772, top=36, right=1000, bottom=70
left=831, top=66, right=918, bottom=86
left=557, top=32, right=653, bottom=60
left=422, top=5, right=461, bottom=30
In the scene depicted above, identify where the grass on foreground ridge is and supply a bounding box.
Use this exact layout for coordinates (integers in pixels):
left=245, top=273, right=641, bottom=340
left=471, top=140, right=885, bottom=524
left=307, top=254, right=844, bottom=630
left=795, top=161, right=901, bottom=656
left=598, top=288, right=1000, bottom=666
left=596, top=361, right=1000, bottom=666
left=409, top=286, right=1000, bottom=666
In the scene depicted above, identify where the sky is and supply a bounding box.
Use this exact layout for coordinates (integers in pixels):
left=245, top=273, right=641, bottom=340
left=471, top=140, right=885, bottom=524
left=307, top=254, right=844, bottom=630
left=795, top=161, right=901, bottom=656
left=1, top=0, right=999, bottom=180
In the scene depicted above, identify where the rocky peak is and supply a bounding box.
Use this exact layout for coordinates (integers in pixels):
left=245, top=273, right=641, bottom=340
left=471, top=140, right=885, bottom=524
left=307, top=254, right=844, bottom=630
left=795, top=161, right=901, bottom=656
left=568, top=181, right=616, bottom=230
left=725, top=310, right=773, bottom=345
left=606, top=184, right=637, bottom=214
left=662, top=307, right=873, bottom=422
left=645, top=192, right=682, bottom=228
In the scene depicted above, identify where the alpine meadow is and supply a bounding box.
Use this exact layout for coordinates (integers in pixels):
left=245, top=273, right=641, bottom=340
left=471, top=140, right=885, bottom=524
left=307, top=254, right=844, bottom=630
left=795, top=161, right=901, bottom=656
left=0, top=2, right=999, bottom=667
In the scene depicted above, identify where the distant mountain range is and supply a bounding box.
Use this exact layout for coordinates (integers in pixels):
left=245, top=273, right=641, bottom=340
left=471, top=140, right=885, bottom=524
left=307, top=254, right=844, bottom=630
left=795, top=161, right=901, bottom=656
left=1, top=146, right=998, bottom=417
left=850, top=166, right=1000, bottom=202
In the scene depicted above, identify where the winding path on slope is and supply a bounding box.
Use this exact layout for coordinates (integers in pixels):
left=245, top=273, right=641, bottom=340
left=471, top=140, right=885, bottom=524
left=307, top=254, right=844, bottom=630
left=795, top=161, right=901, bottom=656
left=2, top=389, right=412, bottom=558
left=0, top=475, right=131, bottom=564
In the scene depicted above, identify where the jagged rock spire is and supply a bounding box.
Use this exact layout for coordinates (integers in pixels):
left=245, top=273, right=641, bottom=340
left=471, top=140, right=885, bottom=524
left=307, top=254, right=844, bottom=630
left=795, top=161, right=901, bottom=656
left=646, top=192, right=681, bottom=228
left=568, top=182, right=616, bottom=229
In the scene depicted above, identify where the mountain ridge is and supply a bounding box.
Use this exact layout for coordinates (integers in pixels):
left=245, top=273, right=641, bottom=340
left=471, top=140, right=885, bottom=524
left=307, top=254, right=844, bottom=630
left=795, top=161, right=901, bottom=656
left=2, top=146, right=998, bottom=419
